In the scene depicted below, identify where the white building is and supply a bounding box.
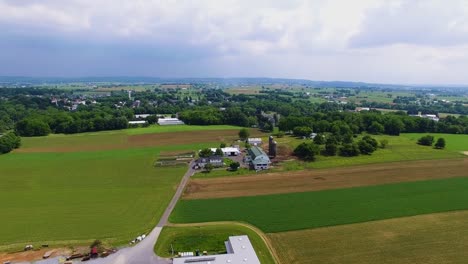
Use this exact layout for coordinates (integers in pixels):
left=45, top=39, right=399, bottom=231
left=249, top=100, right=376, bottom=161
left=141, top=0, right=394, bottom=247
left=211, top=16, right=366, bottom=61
left=158, top=118, right=185, bottom=126
left=210, top=147, right=241, bottom=156
left=128, top=121, right=147, bottom=125
left=247, top=138, right=262, bottom=146
left=173, top=235, right=260, bottom=264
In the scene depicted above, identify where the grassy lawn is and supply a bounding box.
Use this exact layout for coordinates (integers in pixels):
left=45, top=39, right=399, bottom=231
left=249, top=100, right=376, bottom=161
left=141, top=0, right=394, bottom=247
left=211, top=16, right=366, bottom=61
left=171, top=177, right=468, bottom=233
left=274, top=133, right=465, bottom=169
left=269, top=210, right=468, bottom=264
left=401, top=133, right=468, bottom=152
left=155, top=223, right=276, bottom=264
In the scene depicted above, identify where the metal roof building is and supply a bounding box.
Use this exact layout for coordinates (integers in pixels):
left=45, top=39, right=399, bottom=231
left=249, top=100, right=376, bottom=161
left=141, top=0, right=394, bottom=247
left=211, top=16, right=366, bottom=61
left=246, top=146, right=271, bottom=170
left=172, top=235, right=261, bottom=264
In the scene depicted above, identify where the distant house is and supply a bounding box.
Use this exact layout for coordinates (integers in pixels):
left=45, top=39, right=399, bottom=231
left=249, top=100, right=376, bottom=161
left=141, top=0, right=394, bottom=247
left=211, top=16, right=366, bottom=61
left=135, top=114, right=151, bottom=119
left=195, top=156, right=224, bottom=168
left=245, top=146, right=270, bottom=170
left=210, top=147, right=241, bottom=156
left=247, top=138, right=262, bottom=146
left=158, top=118, right=185, bottom=126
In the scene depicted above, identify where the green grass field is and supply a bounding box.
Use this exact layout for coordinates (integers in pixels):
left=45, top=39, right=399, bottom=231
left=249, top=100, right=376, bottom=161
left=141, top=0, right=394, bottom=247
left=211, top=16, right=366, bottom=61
left=155, top=223, right=275, bottom=263
left=401, top=133, right=468, bottom=152
left=171, top=177, right=468, bottom=233
left=0, top=124, right=245, bottom=251
left=0, top=147, right=187, bottom=250
left=274, top=133, right=465, bottom=169
left=269, top=210, right=468, bottom=264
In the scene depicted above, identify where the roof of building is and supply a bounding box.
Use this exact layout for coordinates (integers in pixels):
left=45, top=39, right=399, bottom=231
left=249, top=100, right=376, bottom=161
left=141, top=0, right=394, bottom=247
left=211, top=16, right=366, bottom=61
left=172, top=235, right=260, bottom=264
left=247, top=138, right=262, bottom=142
left=210, top=147, right=240, bottom=153
left=248, top=146, right=267, bottom=159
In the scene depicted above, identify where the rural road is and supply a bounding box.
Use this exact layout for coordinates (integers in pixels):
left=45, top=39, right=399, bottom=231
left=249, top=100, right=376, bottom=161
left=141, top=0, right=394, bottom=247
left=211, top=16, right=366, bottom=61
left=74, top=161, right=196, bottom=264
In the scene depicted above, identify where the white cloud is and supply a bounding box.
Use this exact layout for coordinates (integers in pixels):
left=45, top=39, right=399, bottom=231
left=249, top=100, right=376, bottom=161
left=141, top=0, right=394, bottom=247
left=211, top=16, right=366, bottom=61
left=1, top=0, right=468, bottom=84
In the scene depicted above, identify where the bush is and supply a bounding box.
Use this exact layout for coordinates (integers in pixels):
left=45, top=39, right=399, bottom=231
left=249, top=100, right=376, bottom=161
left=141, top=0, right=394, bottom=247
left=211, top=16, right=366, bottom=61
left=293, top=142, right=320, bottom=161
left=434, top=138, right=446, bottom=149
left=417, top=135, right=434, bottom=146
left=214, top=148, right=224, bottom=156
left=229, top=162, right=240, bottom=171
left=0, top=132, right=21, bottom=154
left=275, top=131, right=285, bottom=138
left=322, top=142, right=337, bottom=156
left=339, top=143, right=360, bottom=157
left=379, top=139, right=389, bottom=149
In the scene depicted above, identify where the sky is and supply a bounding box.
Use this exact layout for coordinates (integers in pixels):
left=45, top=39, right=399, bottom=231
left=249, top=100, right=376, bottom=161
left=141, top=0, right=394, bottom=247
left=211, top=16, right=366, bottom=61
left=2, top=0, right=468, bottom=85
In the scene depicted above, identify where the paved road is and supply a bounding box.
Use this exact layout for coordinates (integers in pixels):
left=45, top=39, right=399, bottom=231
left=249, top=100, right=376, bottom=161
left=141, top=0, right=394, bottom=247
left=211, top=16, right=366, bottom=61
left=83, top=162, right=196, bottom=264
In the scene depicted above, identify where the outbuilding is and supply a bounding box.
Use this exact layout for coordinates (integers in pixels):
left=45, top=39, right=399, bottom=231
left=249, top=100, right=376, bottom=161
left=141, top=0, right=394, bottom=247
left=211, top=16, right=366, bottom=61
left=210, top=147, right=241, bottom=156
left=245, top=146, right=271, bottom=170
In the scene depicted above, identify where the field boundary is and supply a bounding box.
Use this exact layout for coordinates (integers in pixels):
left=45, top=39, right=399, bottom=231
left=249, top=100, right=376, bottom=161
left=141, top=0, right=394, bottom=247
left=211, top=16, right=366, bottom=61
left=167, top=221, right=280, bottom=264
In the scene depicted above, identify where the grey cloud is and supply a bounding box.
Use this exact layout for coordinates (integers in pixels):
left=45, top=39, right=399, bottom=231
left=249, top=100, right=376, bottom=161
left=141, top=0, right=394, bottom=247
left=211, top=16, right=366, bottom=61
left=349, top=0, right=468, bottom=48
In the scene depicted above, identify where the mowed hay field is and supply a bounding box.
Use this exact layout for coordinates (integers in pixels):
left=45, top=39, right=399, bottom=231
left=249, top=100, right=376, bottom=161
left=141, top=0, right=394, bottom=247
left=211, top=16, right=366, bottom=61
left=0, top=125, right=257, bottom=251
left=269, top=210, right=468, bottom=264
left=171, top=177, right=468, bottom=233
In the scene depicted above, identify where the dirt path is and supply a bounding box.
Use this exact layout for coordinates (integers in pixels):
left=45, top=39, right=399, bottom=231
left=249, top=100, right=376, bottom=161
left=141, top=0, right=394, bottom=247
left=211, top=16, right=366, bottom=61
left=168, top=221, right=280, bottom=264
left=184, top=158, right=468, bottom=199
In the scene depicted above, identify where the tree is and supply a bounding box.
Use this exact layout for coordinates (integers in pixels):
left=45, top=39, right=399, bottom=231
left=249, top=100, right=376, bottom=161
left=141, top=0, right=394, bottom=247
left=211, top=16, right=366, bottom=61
left=379, top=139, right=389, bottom=149
left=368, top=121, right=384, bottom=134
left=293, top=126, right=312, bottom=137
left=434, top=138, right=446, bottom=149
left=293, top=142, right=320, bottom=161
left=0, top=132, right=21, bottom=154
left=199, top=148, right=213, bottom=157
left=358, top=140, right=375, bottom=155
left=384, top=117, right=404, bottom=136
left=362, top=135, right=378, bottom=150
left=215, top=148, right=224, bottom=156
left=313, top=133, right=326, bottom=145
left=220, top=142, right=226, bottom=148
left=229, top=162, right=240, bottom=171
left=204, top=163, right=214, bottom=173
left=145, top=115, right=159, bottom=124
left=417, top=135, right=434, bottom=146
left=339, top=143, right=360, bottom=157
left=322, top=142, right=337, bottom=156
left=239, top=128, right=250, bottom=140
left=15, top=118, right=51, bottom=137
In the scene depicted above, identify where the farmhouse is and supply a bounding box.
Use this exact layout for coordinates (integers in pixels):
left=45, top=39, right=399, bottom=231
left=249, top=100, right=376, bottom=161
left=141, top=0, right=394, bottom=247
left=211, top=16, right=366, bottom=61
left=173, top=235, right=260, bottom=264
left=158, top=117, right=185, bottom=126
left=245, top=146, right=271, bottom=170
left=247, top=138, right=262, bottom=146
left=195, top=156, right=224, bottom=168
left=210, top=147, right=241, bottom=156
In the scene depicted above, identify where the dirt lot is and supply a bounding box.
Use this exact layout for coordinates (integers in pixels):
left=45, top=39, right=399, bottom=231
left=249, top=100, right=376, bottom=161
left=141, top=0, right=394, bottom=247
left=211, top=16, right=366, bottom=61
left=0, top=248, right=71, bottom=263
left=183, top=158, right=468, bottom=199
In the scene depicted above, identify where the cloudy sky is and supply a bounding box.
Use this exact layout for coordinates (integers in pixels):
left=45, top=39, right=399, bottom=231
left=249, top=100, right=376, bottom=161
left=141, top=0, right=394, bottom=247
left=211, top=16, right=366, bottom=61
left=2, top=0, right=468, bottom=84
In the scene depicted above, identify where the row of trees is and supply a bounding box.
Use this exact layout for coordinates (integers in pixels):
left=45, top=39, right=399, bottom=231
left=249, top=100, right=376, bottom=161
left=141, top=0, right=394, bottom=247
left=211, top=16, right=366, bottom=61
left=293, top=135, right=383, bottom=161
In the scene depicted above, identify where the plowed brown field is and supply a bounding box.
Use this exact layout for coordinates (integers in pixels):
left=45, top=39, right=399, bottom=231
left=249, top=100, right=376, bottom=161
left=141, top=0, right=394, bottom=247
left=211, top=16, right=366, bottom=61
left=16, top=129, right=252, bottom=153
left=183, top=158, right=468, bottom=199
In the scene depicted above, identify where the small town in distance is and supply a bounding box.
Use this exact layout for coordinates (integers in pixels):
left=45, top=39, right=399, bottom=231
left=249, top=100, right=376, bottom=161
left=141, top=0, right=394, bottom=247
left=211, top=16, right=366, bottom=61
left=2, top=1, right=468, bottom=264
